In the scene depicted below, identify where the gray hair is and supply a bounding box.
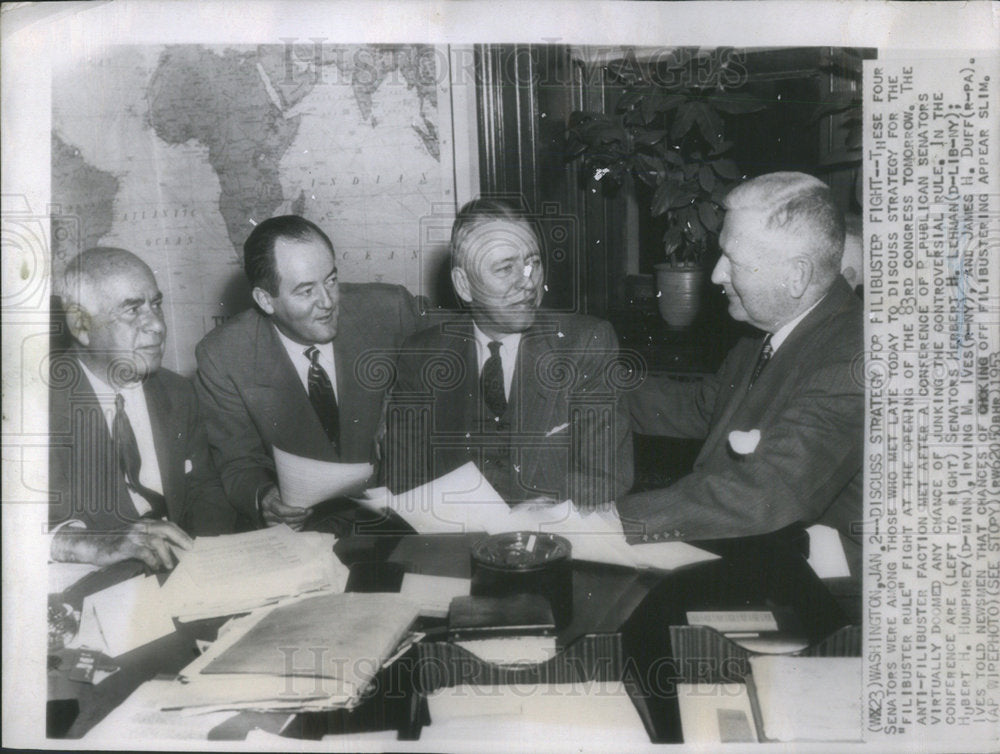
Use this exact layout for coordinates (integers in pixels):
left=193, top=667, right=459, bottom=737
left=725, top=172, right=846, bottom=282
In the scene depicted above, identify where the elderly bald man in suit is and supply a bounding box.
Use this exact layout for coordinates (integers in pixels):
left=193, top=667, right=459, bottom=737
left=49, top=248, right=235, bottom=570
left=618, top=172, right=863, bottom=599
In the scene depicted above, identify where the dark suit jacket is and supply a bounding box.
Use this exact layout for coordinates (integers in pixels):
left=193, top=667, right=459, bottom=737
left=194, top=283, right=423, bottom=522
left=48, top=354, right=235, bottom=535
left=617, top=277, right=863, bottom=579
left=385, top=313, right=634, bottom=508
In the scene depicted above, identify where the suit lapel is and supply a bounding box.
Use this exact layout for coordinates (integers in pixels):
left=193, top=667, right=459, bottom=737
left=66, top=356, right=141, bottom=526
left=510, top=324, right=560, bottom=485
left=700, top=279, right=855, bottom=460
left=143, top=373, right=179, bottom=521
left=252, top=315, right=336, bottom=459
left=333, top=304, right=366, bottom=455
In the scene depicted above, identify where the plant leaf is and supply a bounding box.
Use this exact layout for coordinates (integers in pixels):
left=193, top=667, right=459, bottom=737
left=693, top=103, right=725, bottom=148
left=706, top=94, right=768, bottom=114
left=697, top=201, right=721, bottom=232
left=708, top=139, right=735, bottom=156
left=711, top=159, right=742, bottom=179
left=653, top=93, right=687, bottom=112
left=670, top=103, right=698, bottom=141
left=651, top=182, right=673, bottom=217
left=698, top=164, right=715, bottom=192
left=634, top=129, right=667, bottom=146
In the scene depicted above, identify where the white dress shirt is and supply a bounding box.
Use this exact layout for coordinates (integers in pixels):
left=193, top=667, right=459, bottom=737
left=77, top=359, right=163, bottom=517
left=472, top=323, right=522, bottom=400
left=274, top=325, right=339, bottom=400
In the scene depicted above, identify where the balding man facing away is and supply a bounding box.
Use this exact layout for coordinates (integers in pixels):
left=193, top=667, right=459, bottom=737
left=49, top=248, right=235, bottom=570
left=618, top=173, right=863, bottom=596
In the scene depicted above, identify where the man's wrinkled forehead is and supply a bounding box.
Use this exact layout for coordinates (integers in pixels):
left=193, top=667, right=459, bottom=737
left=458, top=219, right=539, bottom=265
left=86, top=262, right=160, bottom=313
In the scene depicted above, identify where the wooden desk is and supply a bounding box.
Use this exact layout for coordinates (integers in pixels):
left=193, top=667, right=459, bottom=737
left=49, top=530, right=850, bottom=743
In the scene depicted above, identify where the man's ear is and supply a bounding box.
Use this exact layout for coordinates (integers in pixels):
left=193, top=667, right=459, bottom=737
left=63, top=304, right=91, bottom=346
left=252, top=286, right=276, bottom=315
left=785, top=256, right=814, bottom=299
left=450, top=267, right=474, bottom=304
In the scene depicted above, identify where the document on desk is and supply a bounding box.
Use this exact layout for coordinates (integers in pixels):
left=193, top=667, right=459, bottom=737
left=68, top=574, right=175, bottom=657
left=162, top=526, right=348, bottom=621
left=170, top=593, right=420, bottom=712
left=82, top=680, right=240, bottom=742
left=748, top=656, right=863, bottom=742
left=273, top=446, right=373, bottom=508
left=421, top=681, right=651, bottom=747
left=367, top=464, right=718, bottom=572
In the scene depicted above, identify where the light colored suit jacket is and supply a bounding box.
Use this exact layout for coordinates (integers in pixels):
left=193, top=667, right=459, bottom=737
left=49, top=353, right=235, bottom=535
left=617, top=276, right=863, bottom=577
left=195, top=283, right=423, bottom=523
left=385, top=313, right=634, bottom=508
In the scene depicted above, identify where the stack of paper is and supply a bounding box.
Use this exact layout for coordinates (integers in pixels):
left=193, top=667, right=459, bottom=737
left=161, top=527, right=348, bottom=621
left=360, top=463, right=718, bottom=572
left=164, top=593, right=420, bottom=712
left=748, top=656, right=862, bottom=742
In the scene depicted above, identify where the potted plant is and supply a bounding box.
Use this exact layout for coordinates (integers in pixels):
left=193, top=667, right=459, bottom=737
left=566, top=49, right=765, bottom=327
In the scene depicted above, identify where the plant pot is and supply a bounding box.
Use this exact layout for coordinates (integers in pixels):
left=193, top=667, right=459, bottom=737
left=654, top=264, right=704, bottom=329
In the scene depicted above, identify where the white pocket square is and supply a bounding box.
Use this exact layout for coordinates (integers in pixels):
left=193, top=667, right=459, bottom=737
left=184, top=459, right=194, bottom=474
left=545, top=422, right=570, bottom=437
left=728, top=429, right=761, bottom=455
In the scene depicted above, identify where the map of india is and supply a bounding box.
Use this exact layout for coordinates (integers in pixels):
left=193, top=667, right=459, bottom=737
left=52, top=43, right=453, bottom=375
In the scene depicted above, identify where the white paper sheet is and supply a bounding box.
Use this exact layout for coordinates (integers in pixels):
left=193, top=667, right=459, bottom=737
left=421, top=681, right=650, bottom=747
left=749, top=656, right=863, bottom=742
left=677, top=683, right=758, bottom=744
left=399, top=572, right=470, bottom=618
left=806, top=524, right=852, bottom=579
left=273, top=446, right=373, bottom=508
left=370, top=462, right=510, bottom=534
left=82, top=680, right=241, bottom=742
left=68, top=575, right=175, bottom=657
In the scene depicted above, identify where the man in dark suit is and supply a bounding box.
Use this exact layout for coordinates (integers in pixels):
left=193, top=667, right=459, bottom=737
left=386, top=198, right=633, bottom=508
left=617, top=173, right=863, bottom=590
left=195, top=215, right=423, bottom=530
left=49, top=248, right=234, bottom=570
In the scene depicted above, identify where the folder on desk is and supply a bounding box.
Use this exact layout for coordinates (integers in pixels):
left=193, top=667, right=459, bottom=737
left=169, top=593, right=420, bottom=712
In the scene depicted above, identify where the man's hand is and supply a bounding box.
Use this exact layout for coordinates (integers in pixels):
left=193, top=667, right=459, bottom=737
left=259, top=485, right=309, bottom=530
left=51, top=520, right=193, bottom=571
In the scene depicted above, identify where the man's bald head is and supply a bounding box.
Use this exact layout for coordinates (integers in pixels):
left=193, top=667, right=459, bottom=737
left=57, top=247, right=167, bottom=385
left=723, top=172, right=846, bottom=285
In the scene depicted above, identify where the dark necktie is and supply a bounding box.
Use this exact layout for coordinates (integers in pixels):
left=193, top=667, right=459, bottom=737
left=305, top=346, right=340, bottom=450
left=747, top=334, right=773, bottom=391
left=113, top=392, right=167, bottom=519
left=481, top=340, right=507, bottom=418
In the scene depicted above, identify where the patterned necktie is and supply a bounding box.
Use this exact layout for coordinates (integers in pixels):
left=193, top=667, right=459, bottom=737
left=747, top=334, right=773, bottom=391
left=113, top=392, right=167, bottom=519
left=481, top=340, right=507, bottom=417
left=305, top=346, right=340, bottom=450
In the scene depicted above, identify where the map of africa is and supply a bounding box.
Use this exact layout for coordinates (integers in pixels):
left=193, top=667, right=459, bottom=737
left=52, top=44, right=453, bottom=374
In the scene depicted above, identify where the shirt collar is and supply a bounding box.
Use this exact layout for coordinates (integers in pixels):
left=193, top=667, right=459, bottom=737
left=77, top=357, right=145, bottom=397
left=471, top=322, right=522, bottom=355
left=769, top=293, right=825, bottom=353
left=273, top=323, right=333, bottom=362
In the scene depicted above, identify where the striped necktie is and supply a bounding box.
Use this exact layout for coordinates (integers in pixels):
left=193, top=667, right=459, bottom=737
left=747, top=334, right=773, bottom=391
left=113, top=392, right=167, bottom=518
left=481, top=340, right=507, bottom=417
left=305, top=346, right=340, bottom=450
